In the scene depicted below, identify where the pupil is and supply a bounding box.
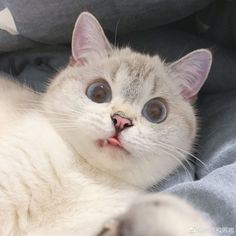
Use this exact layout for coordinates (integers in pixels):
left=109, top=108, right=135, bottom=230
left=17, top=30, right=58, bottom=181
left=149, top=104, right=161, bottom=119
left=94, top=86, right=106, bottom=102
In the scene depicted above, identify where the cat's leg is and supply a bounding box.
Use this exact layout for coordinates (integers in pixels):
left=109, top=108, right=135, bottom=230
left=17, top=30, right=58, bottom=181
left=97, top=193, right=214, bottom=236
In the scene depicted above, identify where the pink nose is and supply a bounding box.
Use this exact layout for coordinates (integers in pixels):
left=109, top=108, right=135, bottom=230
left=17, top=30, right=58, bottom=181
left=111, top=114, right=133, bottom=131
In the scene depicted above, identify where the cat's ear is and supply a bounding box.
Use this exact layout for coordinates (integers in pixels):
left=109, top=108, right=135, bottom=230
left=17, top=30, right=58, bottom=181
left=169, top=49, right=212, bottom=101
left=71, top=12, right=112, bottom=66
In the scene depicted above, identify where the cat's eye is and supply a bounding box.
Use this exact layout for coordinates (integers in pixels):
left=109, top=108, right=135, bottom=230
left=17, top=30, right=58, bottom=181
left=142, top=98, right=167, bottom=123
left=86, top=80, right=112, bottom=103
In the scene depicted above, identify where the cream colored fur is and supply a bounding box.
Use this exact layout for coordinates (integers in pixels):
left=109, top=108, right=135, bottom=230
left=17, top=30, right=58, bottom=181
left=0, top=12, right=214, bottom=236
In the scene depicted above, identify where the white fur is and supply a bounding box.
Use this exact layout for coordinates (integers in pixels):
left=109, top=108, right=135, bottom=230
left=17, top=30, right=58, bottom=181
left=0, top=12, right=213, bottom=236
left=0, top=91, right=138, bottom=235
left=99, top=193, right=213, bottom=236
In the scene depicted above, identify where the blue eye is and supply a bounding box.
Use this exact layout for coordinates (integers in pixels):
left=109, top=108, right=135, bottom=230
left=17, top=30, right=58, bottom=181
left=86, top=80, right=112, bottom=103
left=142, top=98, right=167, bottom=123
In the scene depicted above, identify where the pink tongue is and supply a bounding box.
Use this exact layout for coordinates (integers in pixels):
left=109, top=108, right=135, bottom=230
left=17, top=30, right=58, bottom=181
left=107, top=137, right=121, bottom=147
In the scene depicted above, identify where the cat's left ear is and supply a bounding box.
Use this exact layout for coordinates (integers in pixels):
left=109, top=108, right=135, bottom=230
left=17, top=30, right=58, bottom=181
left=169, top=49, right=212, bottom=101
left=71, top=12, right=112, bottom=66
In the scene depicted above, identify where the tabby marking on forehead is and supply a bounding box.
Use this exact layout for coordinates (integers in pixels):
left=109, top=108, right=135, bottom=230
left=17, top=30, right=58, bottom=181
left=121, top=58, right=156, bottom=81
left=122, top=78, right=142, bottom=102
left=151, top=77, right=158, bottom=95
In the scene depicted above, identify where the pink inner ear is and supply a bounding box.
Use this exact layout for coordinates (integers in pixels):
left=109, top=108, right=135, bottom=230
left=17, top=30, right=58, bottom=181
left=72, top=13, right=92, bottom=61
left=172, top=50, right=212, bottom=101
left=71, top=12, right=112, bottom=63
left=181, top=60, right=211, bottom=99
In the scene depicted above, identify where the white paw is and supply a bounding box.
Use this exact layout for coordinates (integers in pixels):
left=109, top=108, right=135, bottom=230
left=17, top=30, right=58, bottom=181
left=97, top=193, right=213, bottom=236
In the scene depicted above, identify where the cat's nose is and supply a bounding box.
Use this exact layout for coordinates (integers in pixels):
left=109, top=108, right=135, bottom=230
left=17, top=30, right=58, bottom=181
left=111, top=113, right=133, bottom=131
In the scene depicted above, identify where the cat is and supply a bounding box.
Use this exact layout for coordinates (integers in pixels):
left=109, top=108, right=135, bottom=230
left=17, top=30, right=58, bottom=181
left=0, top=12, right=213, bottom=236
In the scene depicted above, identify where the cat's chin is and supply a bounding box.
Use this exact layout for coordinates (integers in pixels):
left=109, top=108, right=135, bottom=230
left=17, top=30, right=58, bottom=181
left=97, top=137, right=130, bottom=155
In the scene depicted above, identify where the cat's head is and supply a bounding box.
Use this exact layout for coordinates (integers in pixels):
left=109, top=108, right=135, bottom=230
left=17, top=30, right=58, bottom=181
left=43, top=12, right=212, bottom=188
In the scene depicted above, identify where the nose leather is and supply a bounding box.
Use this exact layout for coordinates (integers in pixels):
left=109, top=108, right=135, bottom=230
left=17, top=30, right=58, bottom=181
left=111, top=114, right=132, bottom=131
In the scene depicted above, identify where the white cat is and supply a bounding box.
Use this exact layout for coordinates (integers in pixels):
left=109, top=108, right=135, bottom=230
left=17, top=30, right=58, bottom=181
left=0, top=12, right=213, bottom=236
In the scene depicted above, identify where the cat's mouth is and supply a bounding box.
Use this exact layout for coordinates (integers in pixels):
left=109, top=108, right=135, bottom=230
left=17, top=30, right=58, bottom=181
left=98, top=136, right=122, bottom=148
left=97, top=136, right=128, bottom=153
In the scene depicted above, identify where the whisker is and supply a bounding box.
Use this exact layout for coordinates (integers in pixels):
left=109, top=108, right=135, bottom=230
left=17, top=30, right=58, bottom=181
left=157, top=141, right=208, bottom=171
left=156, top=145, right=193, bottom=180
left=114, top=19, right=120, bottom=46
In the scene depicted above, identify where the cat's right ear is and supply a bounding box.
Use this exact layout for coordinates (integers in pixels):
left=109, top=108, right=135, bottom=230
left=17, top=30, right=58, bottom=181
left=70, top=12, right=112, bottom=66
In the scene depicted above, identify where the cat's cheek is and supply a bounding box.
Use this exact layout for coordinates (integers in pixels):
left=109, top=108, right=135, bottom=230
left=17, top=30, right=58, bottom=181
left=75, top=110, right=114, bottom=140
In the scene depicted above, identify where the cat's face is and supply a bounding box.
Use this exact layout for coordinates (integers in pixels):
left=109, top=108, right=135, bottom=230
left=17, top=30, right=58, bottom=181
left=43, top=12, right=212, bottom=188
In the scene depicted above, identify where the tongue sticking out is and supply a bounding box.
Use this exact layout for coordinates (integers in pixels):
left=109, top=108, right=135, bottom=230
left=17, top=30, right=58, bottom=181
left=107, top=137, right=122, bottom=147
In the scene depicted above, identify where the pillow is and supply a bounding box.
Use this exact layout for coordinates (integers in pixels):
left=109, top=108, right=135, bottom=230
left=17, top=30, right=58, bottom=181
left=0, top=0, right=214, bottom=51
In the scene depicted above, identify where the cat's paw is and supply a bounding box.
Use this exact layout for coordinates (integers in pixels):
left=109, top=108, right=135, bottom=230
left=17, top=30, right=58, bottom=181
left=97, top=193, right=213, bottom=236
